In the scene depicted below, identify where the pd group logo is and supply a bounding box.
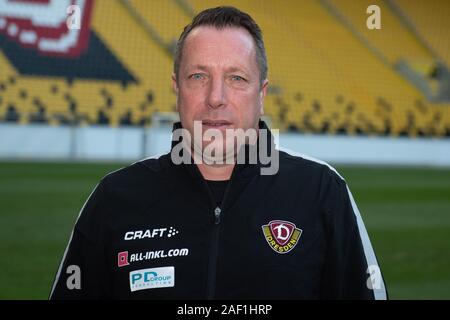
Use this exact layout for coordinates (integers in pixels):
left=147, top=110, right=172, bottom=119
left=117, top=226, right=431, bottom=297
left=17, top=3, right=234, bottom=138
left=262, top=220, right=302, bottom=254
left=129, top=267, right=175, bottom=292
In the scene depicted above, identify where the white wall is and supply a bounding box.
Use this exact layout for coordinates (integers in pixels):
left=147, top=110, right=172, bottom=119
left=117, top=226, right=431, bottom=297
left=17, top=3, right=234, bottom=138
left=279, top=133, right=450, bottom=167
left=0, top=123, right=449, bottom=166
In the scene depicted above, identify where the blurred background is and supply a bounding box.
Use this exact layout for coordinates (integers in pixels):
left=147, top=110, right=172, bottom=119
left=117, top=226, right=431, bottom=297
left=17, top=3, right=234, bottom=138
left=0, top=0, right=449, bottom=299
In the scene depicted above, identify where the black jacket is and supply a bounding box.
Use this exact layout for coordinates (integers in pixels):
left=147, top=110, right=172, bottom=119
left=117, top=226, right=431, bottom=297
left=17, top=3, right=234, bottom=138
left=50, top=121, right=387, bottom=299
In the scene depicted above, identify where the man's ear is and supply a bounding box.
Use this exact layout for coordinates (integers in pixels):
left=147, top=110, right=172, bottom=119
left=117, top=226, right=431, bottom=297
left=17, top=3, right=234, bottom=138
left=260, top=79, right=269, bottom=114
left=172, top=73, right=178, bottom=94
left=172, top=73, right=179, bottom=111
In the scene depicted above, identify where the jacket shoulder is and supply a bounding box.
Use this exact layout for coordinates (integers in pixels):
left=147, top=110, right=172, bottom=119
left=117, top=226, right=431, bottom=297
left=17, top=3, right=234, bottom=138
left=100, top=153, right=168, bottom=185
left=278, top=148, right=345, bottom=184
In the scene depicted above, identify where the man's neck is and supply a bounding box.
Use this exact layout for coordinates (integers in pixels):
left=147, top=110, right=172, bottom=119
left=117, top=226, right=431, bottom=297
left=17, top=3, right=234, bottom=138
left=196, top=162, right=234, bottom=181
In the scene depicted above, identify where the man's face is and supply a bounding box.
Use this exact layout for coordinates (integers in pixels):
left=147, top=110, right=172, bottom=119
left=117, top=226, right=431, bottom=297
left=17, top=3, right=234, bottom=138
left=173, top=26, right=268, bottom=158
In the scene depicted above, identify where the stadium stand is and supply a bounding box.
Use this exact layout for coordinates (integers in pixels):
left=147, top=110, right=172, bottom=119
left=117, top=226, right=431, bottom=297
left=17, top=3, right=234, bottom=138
left=0, top=0, right=449, bottom=137
left=394, top=0, right=450, bottom=68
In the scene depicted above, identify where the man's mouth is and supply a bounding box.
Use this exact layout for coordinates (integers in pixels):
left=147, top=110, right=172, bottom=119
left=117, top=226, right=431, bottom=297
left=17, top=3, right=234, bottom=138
left=201, top=119, right=232, bottom=129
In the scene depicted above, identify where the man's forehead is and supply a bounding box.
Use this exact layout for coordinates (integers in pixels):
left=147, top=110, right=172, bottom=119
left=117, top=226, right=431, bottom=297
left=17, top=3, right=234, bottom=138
left=182, top=26, right=257, bottom=69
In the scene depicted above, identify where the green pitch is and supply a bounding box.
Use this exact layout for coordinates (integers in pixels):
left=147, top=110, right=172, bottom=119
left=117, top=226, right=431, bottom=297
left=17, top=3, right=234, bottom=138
left=0, top=161, right=449, bottom=299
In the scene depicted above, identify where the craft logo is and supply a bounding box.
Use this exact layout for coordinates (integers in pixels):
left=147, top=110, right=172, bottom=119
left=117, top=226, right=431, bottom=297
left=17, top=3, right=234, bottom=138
left=262, top=220, right=302, bottom=254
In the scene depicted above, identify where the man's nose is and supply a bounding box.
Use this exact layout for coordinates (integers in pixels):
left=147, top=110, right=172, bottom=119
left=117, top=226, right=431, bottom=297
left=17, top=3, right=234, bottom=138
left=206, top=77, right=227, bottom=109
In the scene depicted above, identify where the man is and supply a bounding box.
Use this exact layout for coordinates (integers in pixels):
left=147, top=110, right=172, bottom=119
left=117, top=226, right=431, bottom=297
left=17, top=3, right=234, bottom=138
left=50, top=6, right=387, bottom=299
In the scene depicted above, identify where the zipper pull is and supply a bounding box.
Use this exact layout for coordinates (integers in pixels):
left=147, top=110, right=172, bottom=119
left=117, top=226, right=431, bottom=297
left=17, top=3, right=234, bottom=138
left=214, top=207, right=221, bottom=225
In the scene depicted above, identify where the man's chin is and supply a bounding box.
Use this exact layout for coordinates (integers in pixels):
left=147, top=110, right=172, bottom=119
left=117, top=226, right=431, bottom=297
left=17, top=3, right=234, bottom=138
left=198, top=140, right=236, bottom=164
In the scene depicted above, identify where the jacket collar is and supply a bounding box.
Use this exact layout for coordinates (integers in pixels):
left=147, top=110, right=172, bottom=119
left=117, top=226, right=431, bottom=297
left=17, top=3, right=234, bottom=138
left=164, top=120, right=277, bottom=212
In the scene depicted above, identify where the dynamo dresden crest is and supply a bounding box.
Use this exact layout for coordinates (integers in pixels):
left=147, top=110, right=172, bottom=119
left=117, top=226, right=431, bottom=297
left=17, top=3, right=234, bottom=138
left=262, top=220, right=302, bottom=254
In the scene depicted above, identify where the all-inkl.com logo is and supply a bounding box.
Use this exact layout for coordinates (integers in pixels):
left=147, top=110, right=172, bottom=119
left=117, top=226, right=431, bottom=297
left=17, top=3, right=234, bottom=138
left=129, top=267, right=174, bottom=292
left=261, top=220, right=302, bottom=254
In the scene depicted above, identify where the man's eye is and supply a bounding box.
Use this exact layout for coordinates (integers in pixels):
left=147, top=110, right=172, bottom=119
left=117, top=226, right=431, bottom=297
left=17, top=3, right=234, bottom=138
left=231, top=75, right=245, bottom=82
left=190, top=73, right=205, bottom=80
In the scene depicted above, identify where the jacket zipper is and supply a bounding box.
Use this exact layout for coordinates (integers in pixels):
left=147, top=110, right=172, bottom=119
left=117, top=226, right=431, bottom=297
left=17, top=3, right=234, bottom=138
left=204, top=176, right=234, bottom=300
left=206, top=206, right=221, bottom=299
